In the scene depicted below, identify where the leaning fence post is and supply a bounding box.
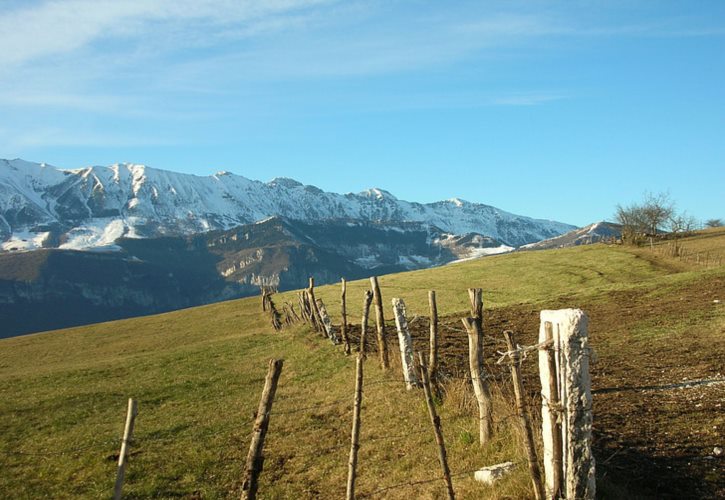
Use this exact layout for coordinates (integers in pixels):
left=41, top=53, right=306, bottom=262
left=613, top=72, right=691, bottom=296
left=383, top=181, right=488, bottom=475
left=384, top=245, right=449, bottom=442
left=346, top=353, right=365, bottom=500
left=417, top=352, right=455, bottom=500
left=428, top=290, right=439, bottom=386
left=538, top=310, right=595, bottom=499
left=504, top=330, right=545, bottom=500
left=317, top=298, right=340, bottom=344
left=308, top=278, right=325, bottom=336
left=114, top=398, right=138, bottom=500
left=341, top=278, right=351, bottom=355
left=391, top=298, right=420, bottom=390
left=370, top=276, right=390, bottom=370
left=461, top=317, right=493, bottom=445
left=241, top=359, right=284, bottom=500
left=360, top=291, right=374, bottom=356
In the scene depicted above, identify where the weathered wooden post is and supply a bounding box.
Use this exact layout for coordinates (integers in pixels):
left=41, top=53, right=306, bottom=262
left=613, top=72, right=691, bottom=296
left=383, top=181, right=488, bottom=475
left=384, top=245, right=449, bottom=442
left=341, top=278, right=351, bottom=355
left=369, top=276, right=390, bottom=370
left=360, top=291, right=373, bottom=356
left=538, top=310, right=595, bottom=499
left=504, top=330, right=545, bottom=500
left=317, top=299, right=340, bottom=344
left=297, top=292, right=309, bottom=321
left=346, top=353, right=364, bottom=500
left=391, top=298, right=420, bottom=390
left=114, top=398, right=138, bottom=500
left=468, top=288, right=483, bottom=330
left=417, top=352, right=455, bottom=500
left=428, top=290, right=439, bottom=385
left=307, top=278, right=325, bottom=335
left=461, top=317, right=493, bottom=445
left=241, top=359, right=284, bottom=500
left=543, top=321, right=563, bottom=499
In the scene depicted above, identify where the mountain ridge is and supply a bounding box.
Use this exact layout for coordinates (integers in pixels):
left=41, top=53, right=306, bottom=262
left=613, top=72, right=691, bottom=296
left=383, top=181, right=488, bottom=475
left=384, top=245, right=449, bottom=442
left=0, top=158, right=575, bottom=251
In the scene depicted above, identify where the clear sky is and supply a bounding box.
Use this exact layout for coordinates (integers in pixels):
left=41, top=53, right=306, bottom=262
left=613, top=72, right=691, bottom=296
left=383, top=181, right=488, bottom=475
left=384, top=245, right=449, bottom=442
left=1, top=0, right=723, bottom=227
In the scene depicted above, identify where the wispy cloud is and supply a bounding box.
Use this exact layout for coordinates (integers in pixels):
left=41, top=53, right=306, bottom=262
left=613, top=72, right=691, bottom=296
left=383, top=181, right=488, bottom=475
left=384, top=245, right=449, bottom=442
left=1, top=126, right=175, bottom=149
left=0, top=0, right=333, bottom=67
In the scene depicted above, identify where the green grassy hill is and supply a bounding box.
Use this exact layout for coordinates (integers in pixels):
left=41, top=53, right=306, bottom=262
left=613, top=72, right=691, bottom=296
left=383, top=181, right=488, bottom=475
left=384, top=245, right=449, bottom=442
left=1, top=230, right=723, bottom=498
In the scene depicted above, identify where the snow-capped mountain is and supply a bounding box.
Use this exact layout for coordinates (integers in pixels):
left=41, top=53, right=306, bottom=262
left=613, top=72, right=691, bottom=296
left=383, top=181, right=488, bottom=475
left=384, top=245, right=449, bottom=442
left=0, top=159, right=574, bottom=251
left=520, top=221, right=622, bottom=250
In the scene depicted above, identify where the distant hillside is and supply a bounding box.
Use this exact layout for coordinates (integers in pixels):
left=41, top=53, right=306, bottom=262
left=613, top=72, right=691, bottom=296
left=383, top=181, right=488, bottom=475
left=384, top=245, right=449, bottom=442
left=520, top=221, right=621, bottom=250
left=0, top=217, right=508, bottom=337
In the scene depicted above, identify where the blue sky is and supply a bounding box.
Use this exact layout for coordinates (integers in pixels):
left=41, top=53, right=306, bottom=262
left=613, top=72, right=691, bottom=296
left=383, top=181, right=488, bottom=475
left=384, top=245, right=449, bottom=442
left=1, top=0, right=723, bottom=226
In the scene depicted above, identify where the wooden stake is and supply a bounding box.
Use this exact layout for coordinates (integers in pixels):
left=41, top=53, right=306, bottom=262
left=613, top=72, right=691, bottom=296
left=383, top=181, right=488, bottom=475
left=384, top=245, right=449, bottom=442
left=317, top=298, right=340, bottom=344
left=468, top=288, right=483, bottom=331
left=391, top=298, right=420, bottom=390
left=341, top=278, right=351, bottom=355
left=417, top=352, right=455, bottom=500
left=461, top=317, right=493, bottom=445
left=369, top=276, right=390, bottom=370
left=307, top=278, right=325, bottom=336
left=114, top=398, right=138, bottom=500
left=360, top=290, right=373, bottom=356
left=428, top=290, right=439, bottom=386
left=503, top=331, right=545, bottom=500
left=241, top=359, right=284, bottom=500
left=544, top=321, right=563, bottom=500
left=346, top=353, right=364, bottom=500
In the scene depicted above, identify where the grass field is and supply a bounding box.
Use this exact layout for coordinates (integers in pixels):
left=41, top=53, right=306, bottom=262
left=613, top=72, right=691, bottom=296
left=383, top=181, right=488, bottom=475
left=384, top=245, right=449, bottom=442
left=1, top=232, right=723, bottom=498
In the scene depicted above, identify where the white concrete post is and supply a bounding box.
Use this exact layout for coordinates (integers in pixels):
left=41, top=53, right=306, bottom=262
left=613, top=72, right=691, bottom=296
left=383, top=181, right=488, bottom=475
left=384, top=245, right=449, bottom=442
left=538, top=309, right=595, bottom=499
left=391, top=298, right=420, bottom=390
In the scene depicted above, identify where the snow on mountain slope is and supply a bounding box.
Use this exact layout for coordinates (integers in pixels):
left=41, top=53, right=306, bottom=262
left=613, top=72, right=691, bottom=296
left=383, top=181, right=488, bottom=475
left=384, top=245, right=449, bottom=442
left=0, top=159, right=575, bottom=250
left=520, top=221, right=621, bottom=250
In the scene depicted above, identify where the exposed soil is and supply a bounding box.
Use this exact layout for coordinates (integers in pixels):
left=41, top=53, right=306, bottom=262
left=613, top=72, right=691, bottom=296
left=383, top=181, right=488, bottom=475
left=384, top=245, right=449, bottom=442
left=343, top=274, right=724, bottom=498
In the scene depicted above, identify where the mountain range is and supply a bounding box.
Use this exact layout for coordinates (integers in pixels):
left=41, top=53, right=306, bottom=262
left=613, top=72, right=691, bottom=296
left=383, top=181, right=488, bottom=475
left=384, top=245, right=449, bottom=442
left=0, top=159, right=577, bottom=336
left=0, top=159, right=573, bottom=251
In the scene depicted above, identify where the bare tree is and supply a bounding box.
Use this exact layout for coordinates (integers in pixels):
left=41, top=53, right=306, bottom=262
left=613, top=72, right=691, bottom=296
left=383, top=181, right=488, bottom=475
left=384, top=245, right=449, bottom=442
left=615, top=192, right=676, bottom=245
left=615, top=202, right=647, bottom=244
left=641, top=192, right=675, bottom=236
left=705, top=218, right=723, bottom=228
left=669, top=212, right=698, bottom=238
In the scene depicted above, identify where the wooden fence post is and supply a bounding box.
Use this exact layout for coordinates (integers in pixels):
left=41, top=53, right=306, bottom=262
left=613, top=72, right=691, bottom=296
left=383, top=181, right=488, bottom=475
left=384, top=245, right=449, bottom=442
left=461, top=317, right=493, bottom=445
left=468, top=288, right=483, bottom=330
left=346, top=353, right=365, bottom=500
left=317, top=299, right=340, bottom=344
left=370, top=276, right=390, bottom=370
left=241, top=359, right=284, bottom=500
left=428, top=290, right=439, bottom=386
left=391, top=298, right=420, bottom=390
left=307, top=278, right=325, bottom=336
left=504, top=330, right=545, bottom=500
left=360, top=291, right=374, bottom=356
left=417, top=352, right=455, bottom=500
left=114, top=398, right=138, bottom=500
left=543, top=321, right=563, bottom=499
left=538, top=310, right=595, bottom=499
left=341, top=278, right=351, bottom=355
left=297, top=292, right=309, bottom=322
